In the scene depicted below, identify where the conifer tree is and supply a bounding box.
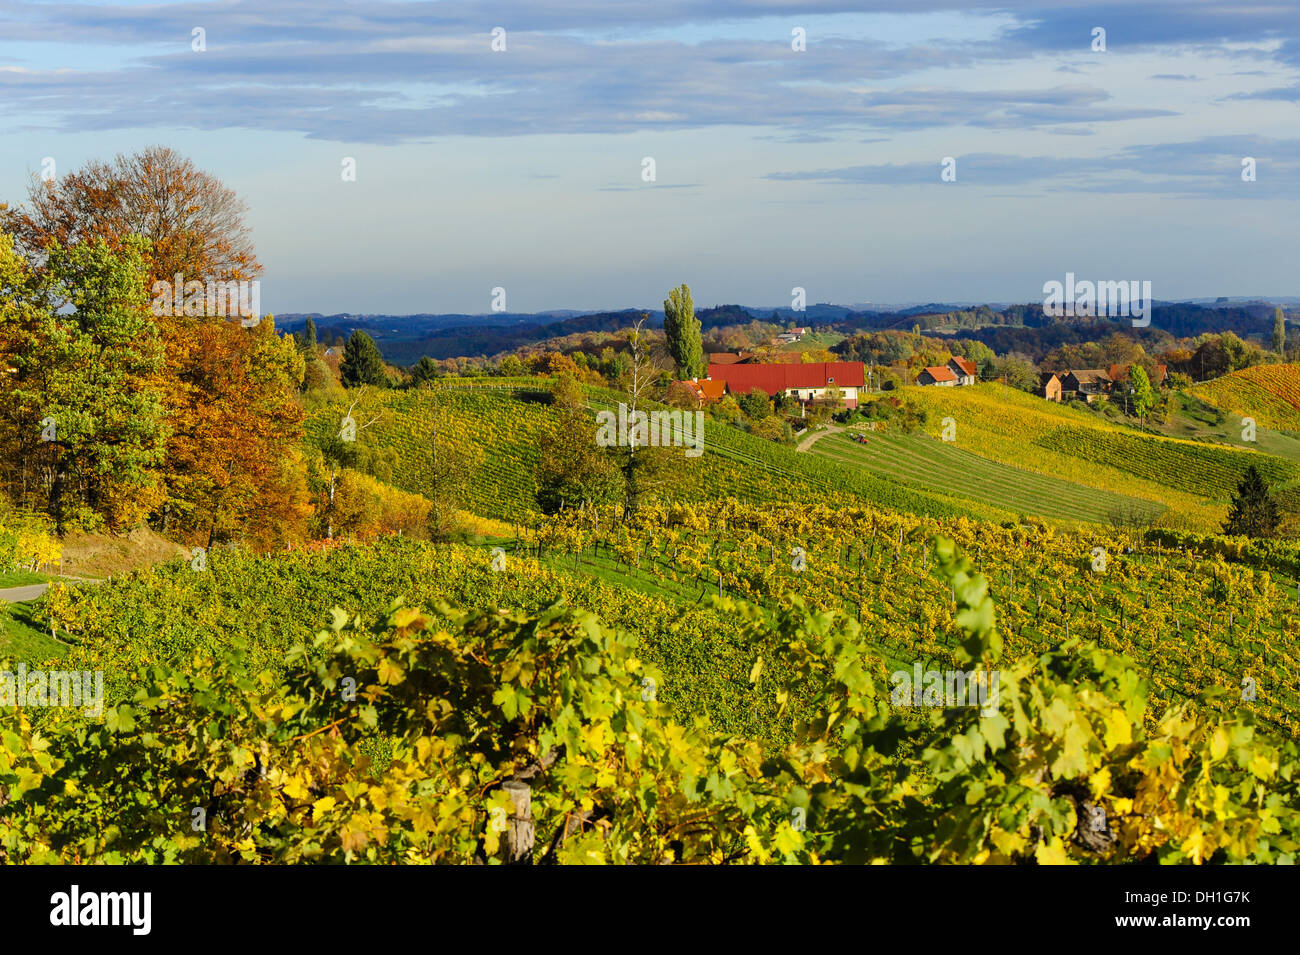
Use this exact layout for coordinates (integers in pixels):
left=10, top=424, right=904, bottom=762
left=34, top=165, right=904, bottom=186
left=340, top=330, right=387, bottom=386
left=662, top=284, right=702, bottom=379
left=1222, top=465, right=1280, bottom=538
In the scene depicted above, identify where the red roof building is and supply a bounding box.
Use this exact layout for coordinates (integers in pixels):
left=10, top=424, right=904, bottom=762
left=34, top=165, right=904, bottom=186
left=677, top=378, right=727, bottom=405
left=916, top=365, right=958, bottom=386
left=949, top=356, right=977, bottom=378
left=706, top=361, right=865, bottom=409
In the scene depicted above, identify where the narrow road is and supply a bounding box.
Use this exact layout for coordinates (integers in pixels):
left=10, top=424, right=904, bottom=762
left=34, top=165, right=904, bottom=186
left=0, top=583, right=48, bottom=602
left=796, top=423, right=844, bottom=453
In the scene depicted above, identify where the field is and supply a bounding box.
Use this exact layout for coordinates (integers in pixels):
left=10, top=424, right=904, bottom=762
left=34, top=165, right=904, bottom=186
left=1191, top=364, right=1300, bottom=432
left=305, top=383, right=1013, bottom=526
left=7, top=379, right=1300, bottom=865
left=810, top=429, right=1164, bottom=525
left=901, top=382, right=1297, bottom=530
left=527, top=501, right=1300, bottom=735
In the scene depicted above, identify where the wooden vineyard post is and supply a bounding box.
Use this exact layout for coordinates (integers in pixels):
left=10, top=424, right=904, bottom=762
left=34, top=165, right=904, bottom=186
left=500, top=780, right=534, bottom=864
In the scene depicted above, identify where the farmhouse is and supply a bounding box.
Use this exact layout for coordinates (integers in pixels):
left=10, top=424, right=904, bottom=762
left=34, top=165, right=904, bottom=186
left=1059, top=369, right=1112, bottom=402
left=707, top=352, right=754, bottom=365
left=1040, top=372, right=1064, bottom=402
left=947, top=356, right=978, bottom=385
left=706, top=361, right=865, bottom=410
left=916, top=356, right=977, bottom=387
left=915, top=365, right=957, bottom=387
left=706, top=351, right=801, bottom=365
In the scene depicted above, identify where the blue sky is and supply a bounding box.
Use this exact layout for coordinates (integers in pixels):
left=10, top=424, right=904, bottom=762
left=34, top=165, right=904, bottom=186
left=1, top=0, right=1298, bottom=314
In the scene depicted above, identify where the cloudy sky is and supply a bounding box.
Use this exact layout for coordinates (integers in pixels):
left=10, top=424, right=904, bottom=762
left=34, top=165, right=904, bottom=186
left=1, top=0, right=1297, bottom=314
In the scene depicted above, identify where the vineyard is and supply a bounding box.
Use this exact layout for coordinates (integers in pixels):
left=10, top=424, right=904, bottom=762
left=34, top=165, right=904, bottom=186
left=4, top=520, right=1297, bottom=864
left=809, top=430, right=1164, bottom=525
left=1191, top=364, right=1300, bottom=432
left=528, top=501, right=1300, bottom=738
left=1033, top=426, right=1298, bottom=500
left=904, top=382, right=1299, bottom=529
left=304, top=384, right=1002, bottom=525
left=37, top=536, right=810, bottom=745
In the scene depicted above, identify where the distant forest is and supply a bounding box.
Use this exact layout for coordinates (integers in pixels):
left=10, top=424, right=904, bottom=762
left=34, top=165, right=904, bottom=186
left=282, top=301, right=1293, bottom=366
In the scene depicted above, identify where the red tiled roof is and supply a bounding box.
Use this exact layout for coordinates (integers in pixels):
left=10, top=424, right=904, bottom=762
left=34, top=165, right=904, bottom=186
left=707, top=352, right=751, bottom=365
left=707, top=361, right=865, bottom=395
left=919, top=365, right=957, bottom=383
left=949, top=356, right=977, bottom=377
left=696, top=378, right=726, bottom=399
left=678, top=378, right=726, bottom=402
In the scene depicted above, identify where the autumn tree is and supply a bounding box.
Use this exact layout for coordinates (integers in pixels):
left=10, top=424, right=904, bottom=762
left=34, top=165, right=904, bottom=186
left=1, top=146, right=259, bottom=284
left=162, top=316, right=309, bottom=547
left=2, top=148, right=311, bottom=549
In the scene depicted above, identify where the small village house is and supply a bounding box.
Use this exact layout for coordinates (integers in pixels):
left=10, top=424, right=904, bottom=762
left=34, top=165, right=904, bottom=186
left=1040, top=372, right=1063, bottom=402
left=1059, top=369, right=1112, bottom=402
left=916, top=355, right=977, bottom=387
left=676, top=377, right=727, bottom=407
left=947, top=356, right=978, bottom=386
left=915, top=365, right=958, bottom=387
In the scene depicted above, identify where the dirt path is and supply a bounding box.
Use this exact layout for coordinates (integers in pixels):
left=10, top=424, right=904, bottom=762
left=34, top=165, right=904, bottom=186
left=0, top=583, right=47, bottom=602
left=796, top=424, right=844, bottom=452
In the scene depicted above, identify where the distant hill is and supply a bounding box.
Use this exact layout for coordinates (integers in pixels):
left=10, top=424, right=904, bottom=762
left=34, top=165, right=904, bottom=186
left=277, top=300, right=1297, bottom=365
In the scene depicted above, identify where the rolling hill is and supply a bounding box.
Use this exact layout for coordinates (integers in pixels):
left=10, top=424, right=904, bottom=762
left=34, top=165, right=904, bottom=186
left=1190, top=364, right=1300, bottom=432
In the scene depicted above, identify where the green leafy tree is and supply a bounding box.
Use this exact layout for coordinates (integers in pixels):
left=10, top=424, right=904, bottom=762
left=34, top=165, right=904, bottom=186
left=1273, top=307, right=1286, bottom=356
left=662, top=284, right=703, bottom=379
left=1222, top=465, right=1280, bottom=539
left=1129, top=364, right=1156, bottom=420
left=993, top=353, right=1040, bottom=392
left=739, top=388, right=772, bottom=420
left=340, top=330, right=387, bottom=387
left=0, top=234, right=167, bottom=530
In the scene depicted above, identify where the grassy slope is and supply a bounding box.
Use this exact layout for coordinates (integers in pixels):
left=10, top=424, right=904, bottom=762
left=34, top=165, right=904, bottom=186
left=902, top=383, right=1298, bottom=530
left=811, top=430, right=1164, bottom=526
left=0, top=597, right=64, bottom=662
left=1190, top=364, right=1300, bottom=432
left=304, top=383, right=1016, bottom=526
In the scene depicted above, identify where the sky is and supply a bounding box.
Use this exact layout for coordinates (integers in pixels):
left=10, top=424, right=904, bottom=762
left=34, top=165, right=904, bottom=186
left=1, top=0, right=1298, bottom=315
